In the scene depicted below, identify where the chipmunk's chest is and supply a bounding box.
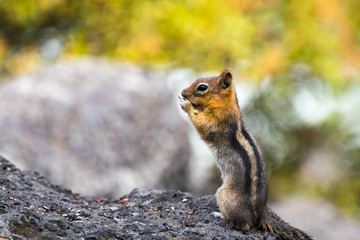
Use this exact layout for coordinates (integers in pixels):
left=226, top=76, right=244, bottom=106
left=214, top=148, right=247, bottom=181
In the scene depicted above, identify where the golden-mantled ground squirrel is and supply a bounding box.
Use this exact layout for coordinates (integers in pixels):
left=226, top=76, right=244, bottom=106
left=180, top=69, right=312, bottom=240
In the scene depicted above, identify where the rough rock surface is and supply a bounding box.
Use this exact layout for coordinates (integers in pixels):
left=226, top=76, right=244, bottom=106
left=0, top=59, right=190, bottom=197
left=0, top=156, right=278, bottom=239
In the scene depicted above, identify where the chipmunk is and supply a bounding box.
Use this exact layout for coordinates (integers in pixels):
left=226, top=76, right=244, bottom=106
left=179, top=69, right=312, bottom=240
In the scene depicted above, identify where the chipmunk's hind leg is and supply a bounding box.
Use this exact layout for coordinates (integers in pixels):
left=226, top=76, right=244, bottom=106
left=216, top=186, right=254, bottom=232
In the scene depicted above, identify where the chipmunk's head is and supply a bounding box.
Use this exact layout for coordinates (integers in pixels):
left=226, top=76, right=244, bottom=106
left=180, top=68, right=241, bottom=140
left=181, top=68, right=239, bottom=116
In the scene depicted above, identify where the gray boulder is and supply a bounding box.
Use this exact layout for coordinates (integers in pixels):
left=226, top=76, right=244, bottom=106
left=0, top=59, right=190, bottom=197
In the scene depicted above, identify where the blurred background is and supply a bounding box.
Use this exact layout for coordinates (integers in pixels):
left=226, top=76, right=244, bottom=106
left=0, top=1, right=359, bottom=239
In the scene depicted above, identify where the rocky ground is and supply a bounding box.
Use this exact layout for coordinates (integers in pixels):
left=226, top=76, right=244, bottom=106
left=0, top=155, right=278, bottom=239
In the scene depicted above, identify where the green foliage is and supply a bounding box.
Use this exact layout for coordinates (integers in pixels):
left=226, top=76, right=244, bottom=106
left=243, top=66, right=360, bottom=216
left=1, top=0, right=359, bottom=86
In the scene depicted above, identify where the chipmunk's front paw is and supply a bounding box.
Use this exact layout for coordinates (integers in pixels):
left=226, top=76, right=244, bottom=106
left=211, top=211, right=224, bottom=219
left=179, top=96, right=193, bottom=113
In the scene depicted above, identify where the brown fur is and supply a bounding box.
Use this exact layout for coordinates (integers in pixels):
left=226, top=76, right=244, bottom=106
left=180, top=69, right=313, bottom=240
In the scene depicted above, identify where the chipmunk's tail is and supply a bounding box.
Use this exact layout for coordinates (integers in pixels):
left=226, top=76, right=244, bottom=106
left=261, top=208, right=313, bottom=240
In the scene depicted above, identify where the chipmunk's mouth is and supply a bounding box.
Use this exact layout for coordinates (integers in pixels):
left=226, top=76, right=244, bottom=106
left=189, top=101, right=203, bottom=111
left=189, top=100, right=197, bottom=108
left=188, top=99, right=198, bottom=108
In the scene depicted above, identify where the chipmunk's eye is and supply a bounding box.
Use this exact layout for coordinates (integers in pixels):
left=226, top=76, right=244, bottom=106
left=197, top=84, right=208, bottom=92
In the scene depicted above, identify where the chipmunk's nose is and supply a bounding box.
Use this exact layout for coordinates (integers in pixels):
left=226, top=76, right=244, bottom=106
left=181, top=89, right=189, bottom=98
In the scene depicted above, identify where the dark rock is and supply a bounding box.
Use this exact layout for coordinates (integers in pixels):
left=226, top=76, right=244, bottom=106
left=0, top=59, right=191, bottom=197
left=0, top=155, right=279, bottom=239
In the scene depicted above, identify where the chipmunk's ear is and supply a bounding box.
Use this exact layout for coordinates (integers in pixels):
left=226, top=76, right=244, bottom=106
left=219, top=68, right=233, bottom=89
